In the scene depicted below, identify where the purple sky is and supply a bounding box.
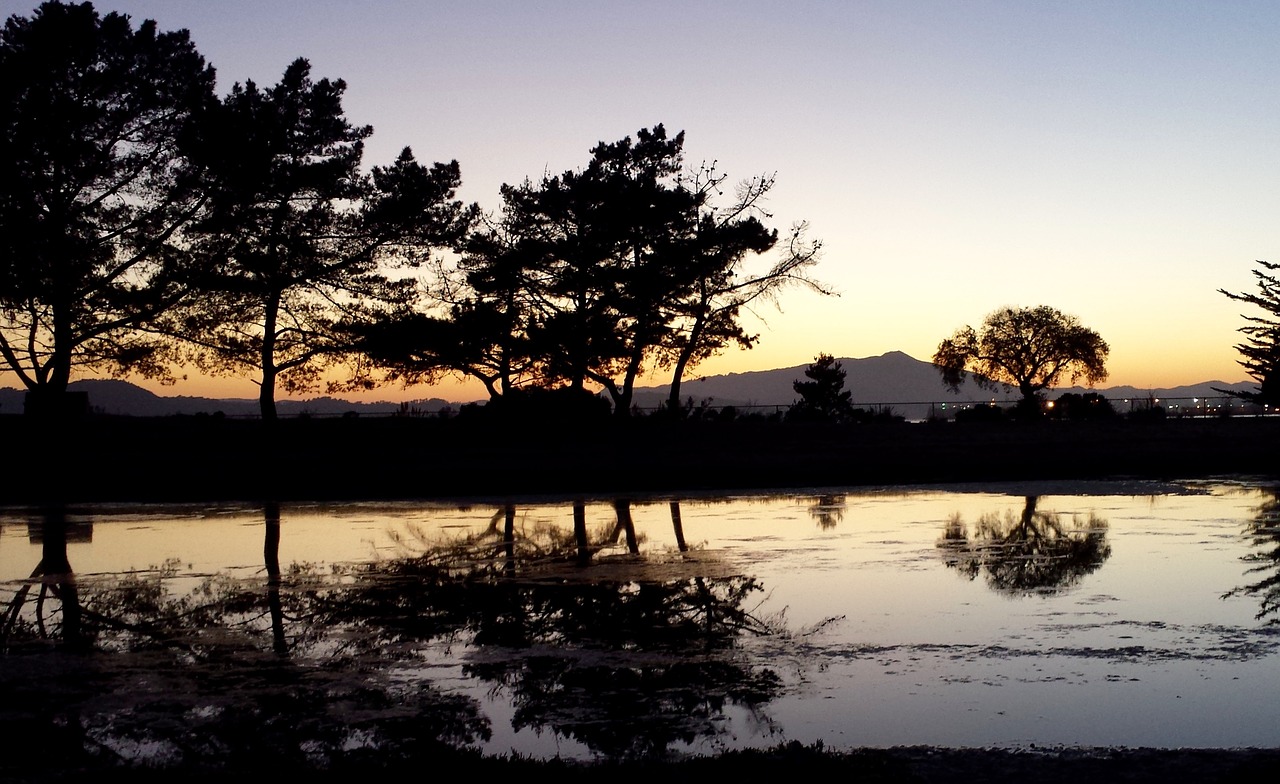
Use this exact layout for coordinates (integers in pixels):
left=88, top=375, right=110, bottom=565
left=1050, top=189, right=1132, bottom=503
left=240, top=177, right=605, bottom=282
left=4, top=0, right=1276, bottom=400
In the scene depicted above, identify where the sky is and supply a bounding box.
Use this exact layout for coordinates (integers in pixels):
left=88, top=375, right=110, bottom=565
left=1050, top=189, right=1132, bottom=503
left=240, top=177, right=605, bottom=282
left=3, top=0, right=1276, bottom=402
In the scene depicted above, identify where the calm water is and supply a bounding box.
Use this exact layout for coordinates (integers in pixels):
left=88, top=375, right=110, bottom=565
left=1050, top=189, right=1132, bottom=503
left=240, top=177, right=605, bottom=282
left=3, top=478, right=1279, bottom=763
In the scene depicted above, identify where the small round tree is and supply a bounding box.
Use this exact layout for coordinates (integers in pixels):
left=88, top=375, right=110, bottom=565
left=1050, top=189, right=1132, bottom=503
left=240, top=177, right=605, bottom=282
left=788, top=352, right=855, bottom=423
left=934, top=306, right=1109, bottom=411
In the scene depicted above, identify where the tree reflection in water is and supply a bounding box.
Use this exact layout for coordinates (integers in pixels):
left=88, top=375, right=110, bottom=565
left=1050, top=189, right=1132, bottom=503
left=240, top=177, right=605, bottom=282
left=1, top=500, right=786, bottom=768
left=806, top=494, right=846, bottom=530
left=327, top=499, right=784, bottom=757
left=2, top=506, right=89, bottom=651
left=1, top=504, right=492, bottom=772
left=1224, top=489, right=1280, bottom=623
left=936, top=496, right=1111, bottom=595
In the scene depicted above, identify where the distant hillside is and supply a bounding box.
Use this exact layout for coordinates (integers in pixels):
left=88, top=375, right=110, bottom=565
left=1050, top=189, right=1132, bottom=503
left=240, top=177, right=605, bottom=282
left=632, top=351, right=1255, bottom=419
left=0, top=379, right=458, bottom=418
left=632, top=351, right=976, bottom=418
left=0, top=352, right=1256, bottom=419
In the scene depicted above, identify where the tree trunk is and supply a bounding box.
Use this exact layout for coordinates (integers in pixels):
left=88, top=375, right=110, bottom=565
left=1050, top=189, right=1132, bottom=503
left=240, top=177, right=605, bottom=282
left=670, top=501, right=688, bottom=552
left=498, top=338, right=513, bottom=397
left=40, top=507, right=85, bottom=650
left=1021, top=496, right=1038, bottom=530
left=49, top=294, right=74, bottom=394
left=612, top=387, right=633, bottom=419
left=502, top=504, right=517, bottom=574
left=613, top=346, right=645, bottom=419
left=25, top=300, right=85, bottom=418
left=614, top=499, right=639, bottom=555
left=667, top=317, right=706, bottom=413
left=260, top=294, right=280, bottom=421
left=263, top=501, right=287, bottom=655
left=259, top=378, right=278, bottom=422
left=573, top=500, right=589, bottom=565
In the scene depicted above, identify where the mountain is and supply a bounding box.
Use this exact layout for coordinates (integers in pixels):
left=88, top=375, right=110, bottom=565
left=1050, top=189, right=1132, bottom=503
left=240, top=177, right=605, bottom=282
left=0, top=379, right=458, bottom=418
left=631, top=351, right=1255, bottom=420
left=631, top=351, right=973, bottom=416
left=0, top=352, right=1256, bottom=419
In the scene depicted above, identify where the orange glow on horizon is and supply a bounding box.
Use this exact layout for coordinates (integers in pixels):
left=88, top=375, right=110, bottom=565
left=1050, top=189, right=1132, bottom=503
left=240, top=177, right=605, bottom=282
left=2, top=340, right=1249, bottom=407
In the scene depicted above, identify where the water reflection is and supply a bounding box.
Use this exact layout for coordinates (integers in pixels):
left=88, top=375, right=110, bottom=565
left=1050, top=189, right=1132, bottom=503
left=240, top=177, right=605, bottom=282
left=6, top=485, right=1280, bottom=766
left=1226, top=489, right=1280, bottom=623
left=263, top=500, right=287, bottom=654
left=2, top=500, right=784, bottom=764
left=807, top=494, right=846, bottom=529
left=322, top=504, right=783, bottom=757
left=4, top=507, right=87, bottom=650
left=936, top=496, right=1112, bottom=595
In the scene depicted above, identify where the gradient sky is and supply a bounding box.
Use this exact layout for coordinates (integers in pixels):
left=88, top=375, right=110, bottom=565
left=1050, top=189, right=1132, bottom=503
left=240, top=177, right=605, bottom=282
left=4, top=0, right=1276, bottom=402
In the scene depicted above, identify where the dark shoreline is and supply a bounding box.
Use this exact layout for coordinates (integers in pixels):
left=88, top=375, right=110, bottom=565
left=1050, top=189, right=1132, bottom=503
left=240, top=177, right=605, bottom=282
left=3, top=414, right=1277, bottom=503
left=9, top=741, right=1279, bottom=784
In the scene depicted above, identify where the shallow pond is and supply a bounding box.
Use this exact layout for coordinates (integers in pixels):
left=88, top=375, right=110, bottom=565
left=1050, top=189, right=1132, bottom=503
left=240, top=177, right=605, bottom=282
left=3, top=478, right=1280, bottom=764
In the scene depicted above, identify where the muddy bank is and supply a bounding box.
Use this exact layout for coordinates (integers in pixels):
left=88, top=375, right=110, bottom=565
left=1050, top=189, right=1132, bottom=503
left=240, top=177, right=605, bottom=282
left=3, top=414, right=1278, bottom=503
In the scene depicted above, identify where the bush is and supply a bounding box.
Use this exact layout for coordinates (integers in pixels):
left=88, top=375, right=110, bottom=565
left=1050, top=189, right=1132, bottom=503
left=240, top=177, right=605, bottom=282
left=955, top=404, right=1005, bottom=423
left=461, top=388, right=612, bottom=423
left=1050, top=392, right=1116, bottom=420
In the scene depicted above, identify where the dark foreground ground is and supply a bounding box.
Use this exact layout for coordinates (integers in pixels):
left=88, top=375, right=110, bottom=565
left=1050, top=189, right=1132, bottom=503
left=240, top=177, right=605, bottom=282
left=2, top=412, right=1278, bottom=503
left=6, top=742, right=1280, bottom=784
left=4, top=414, right=1279, bottom=782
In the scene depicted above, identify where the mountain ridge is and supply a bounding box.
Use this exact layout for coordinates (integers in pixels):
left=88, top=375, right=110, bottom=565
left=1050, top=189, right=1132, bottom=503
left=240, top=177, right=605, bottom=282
left=0, top=379, right=456, bottom=418
left=632, top=351, right=1254, bottom=418
left=0, top=351, right=1255, bottom=418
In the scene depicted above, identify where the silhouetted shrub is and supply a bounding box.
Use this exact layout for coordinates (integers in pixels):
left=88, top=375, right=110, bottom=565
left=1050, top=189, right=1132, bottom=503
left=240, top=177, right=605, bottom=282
left=1050, top=392, right=1116, bottom=420
left=469, top=387, right=612, bottom=423
left=850, top=407, right=905, bottom=424
left=788, top=353, right=855, bottom=423
left=457, top=402, right=485, bottom=419
left=1128, top=405, right=1166, bottom=421
left=955, top=404, right=1005, bottom=423
left=1009, top=396, right=1046, bottom=421
left=685, top=398, right=717, bottom=421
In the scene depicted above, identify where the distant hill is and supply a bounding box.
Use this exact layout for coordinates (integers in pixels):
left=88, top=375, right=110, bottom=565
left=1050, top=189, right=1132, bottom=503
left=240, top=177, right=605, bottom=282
left=633, top=351, right=972, bottom=416
left=631, top=351, right=1255, bottom=419
left=0, top=379, right=458, bottom=418
left=0, top=352, right=1256, bottom=419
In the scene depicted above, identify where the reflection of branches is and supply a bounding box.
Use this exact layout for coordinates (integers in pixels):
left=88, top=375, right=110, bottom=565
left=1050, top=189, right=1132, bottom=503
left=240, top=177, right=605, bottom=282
left=467, top=657, right=781, bottom=759
left=1223, top=490, right=1280, bottom=623
left=5, top=501, right=793, bottom=765
left=315, top=536, right=775, bottom=652
left=458, top=573, right=783, bottom=756
left=6, top=559, right=492, bottom=767
left=806, top=494, right=846, bottom=530
left=315, top=519, right=785, bottom=757
left=937, top=496, right=1111, bottom=595
left=387, top=500, right=659, bottom=575
left=2, top=508, right=86, bottom=651
left=2, top=504, right=492, bottom=771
